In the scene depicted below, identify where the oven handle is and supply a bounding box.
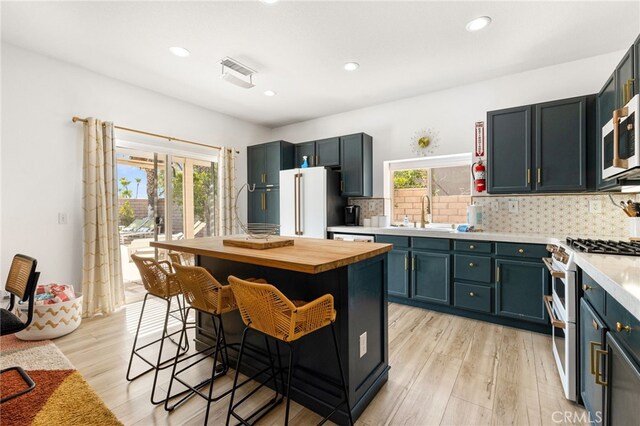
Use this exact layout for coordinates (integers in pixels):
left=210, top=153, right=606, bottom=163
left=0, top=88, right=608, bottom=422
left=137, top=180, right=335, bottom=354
left=543, top=295, right=566, bottom=329
left=612, top=106, right=629, bottom=169
left=542, top=257, right=566, bottom=279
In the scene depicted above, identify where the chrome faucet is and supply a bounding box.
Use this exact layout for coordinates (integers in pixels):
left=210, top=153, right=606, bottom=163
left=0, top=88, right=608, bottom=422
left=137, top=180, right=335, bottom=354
left=421, top=194, right=431, bottom=228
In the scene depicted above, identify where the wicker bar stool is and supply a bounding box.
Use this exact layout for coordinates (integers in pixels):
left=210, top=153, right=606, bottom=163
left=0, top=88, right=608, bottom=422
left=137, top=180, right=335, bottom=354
left=165, top=264, right=271, bottom=424
left=127, top=254, right=189, bottom=405
left=226, top=276, right=354, bottom=426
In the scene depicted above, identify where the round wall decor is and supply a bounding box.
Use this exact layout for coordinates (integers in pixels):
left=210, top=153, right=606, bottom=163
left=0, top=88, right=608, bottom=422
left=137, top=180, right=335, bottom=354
left=410, top=128, right=439, bottom=156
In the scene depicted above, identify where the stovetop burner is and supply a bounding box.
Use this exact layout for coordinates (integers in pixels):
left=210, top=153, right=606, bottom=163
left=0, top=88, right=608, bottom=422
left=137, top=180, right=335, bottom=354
left=566, top=237, right=640, bottom=256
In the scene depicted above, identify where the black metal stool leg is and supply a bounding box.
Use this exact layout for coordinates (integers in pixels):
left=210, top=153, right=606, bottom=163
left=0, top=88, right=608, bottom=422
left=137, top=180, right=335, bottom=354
left=226, top=326, right=249, bottom=426
left=203, top=314, right=225, bottom=425
left=126, top=293, right=150, bottom=381
left=150, top=296, right=173, bottom=404
left=284, top=342, right=295, bottom=426
left=164, top=306, right=190, bottom=411
left=330, top=322, right=354, bottom=426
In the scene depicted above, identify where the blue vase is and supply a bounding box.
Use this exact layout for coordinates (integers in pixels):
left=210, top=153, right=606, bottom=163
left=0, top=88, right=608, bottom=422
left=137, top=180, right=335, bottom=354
left=301, top=156, right=309, bottom=168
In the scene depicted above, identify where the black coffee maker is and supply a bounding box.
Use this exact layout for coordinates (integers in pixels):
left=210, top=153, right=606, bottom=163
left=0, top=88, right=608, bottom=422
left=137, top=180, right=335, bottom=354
left=344, top=205, right=360, bottom=226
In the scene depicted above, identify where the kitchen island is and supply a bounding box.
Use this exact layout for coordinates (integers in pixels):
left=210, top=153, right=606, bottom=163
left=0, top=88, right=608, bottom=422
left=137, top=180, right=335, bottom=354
left=151, top=236, right=391, bottom=424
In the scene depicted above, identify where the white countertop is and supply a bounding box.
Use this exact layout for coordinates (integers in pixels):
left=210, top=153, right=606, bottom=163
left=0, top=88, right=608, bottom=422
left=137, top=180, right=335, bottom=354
left=328, top=226, right=640, bottom=321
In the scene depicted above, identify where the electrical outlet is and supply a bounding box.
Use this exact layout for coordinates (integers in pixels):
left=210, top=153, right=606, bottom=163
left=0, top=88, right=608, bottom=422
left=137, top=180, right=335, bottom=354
left=368, top=201, right=375, bottom=211
left=508, top=200, right=519, bottom=213
left=589, top=199, right=602, bottom=214
left=58, top=212, right=68, bottom=225
left=359, top=332, right=367, bottom=358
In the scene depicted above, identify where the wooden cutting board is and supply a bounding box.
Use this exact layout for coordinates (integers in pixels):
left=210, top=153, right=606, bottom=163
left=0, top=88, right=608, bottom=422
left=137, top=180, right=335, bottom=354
left=222, top=236, right=295, bottom=250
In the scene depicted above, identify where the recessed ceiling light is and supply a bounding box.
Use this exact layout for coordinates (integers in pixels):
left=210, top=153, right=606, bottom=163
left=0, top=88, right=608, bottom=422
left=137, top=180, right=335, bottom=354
left=169, top=46, right=191, bottom=57
left=466, top=16, right=492, bottom=32
left=264, top=90, right=277, bottom=97
left=261, top=0, right=279, bottom=4
left=344, top=62, right=360, bottom=71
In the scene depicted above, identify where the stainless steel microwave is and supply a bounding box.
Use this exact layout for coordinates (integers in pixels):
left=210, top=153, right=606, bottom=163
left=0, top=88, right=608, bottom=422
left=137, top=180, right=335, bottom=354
left=602, top=94, right=639, bottom=180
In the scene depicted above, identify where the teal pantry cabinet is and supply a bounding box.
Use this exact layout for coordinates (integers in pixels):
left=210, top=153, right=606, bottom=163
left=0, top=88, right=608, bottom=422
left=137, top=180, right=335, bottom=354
left=340, top=133, right=373, bottom=197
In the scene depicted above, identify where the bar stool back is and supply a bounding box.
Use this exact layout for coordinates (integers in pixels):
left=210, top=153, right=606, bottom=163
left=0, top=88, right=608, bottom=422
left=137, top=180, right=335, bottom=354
left=227, top=276, right=354, bottom=426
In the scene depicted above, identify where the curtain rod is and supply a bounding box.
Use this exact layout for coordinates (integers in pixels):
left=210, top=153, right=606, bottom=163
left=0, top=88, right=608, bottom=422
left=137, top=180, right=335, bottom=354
left=71, top=116, right=240, bottom=154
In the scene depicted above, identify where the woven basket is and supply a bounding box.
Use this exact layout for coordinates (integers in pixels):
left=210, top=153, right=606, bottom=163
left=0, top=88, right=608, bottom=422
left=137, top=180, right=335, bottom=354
left=15, top=294, right=83, bottom=341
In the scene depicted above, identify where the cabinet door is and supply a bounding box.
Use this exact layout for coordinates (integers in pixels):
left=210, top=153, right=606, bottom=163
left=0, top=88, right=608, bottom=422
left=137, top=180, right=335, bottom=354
left=316, top=137, right=340, bottom=167
left=606, top=332, right=640, bottom=426
left=265, top=142, right=282, bottom=187
left=535, top=97, right=587, bottom=191
left=597, top=73, right=619, bottom=191
left=248, top=145, right=265, bottom=188
left=265, top=187, right=280, bottom=225
left=615, top=46, right=635, bottom=108
left=580, top=299, right=606, bottom=424
left=487, top=106, right=532, bottom=193
left=340, top=133, right=372, bottom=197
left=495, top=259, right=549, bottom=323
left=635, top=34, right=640, bottom=98
left=247, top=188, right=265, bottom=224
left=412, top=251, right=450, bottom=305
left=388, top=249, right=409, bottom=298
left=295, top=142, right=315, bottom=168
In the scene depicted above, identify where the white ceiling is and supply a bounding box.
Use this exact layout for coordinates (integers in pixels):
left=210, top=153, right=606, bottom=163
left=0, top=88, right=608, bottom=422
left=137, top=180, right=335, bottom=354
left=2, top=1, right=639, bottom=128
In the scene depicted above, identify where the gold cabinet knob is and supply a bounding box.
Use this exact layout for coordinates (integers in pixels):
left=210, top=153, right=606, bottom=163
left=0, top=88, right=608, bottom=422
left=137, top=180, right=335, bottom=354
left=469, top=292, right=475, bottom=297
left=469, top=245, right=475, bottom=249
left=518, top=248, right=525, bottom=254
left=469, top=262, right=475, bottom=267
left=583, top=284, right=592, bottom=292
left=616, top=322, right=632, bottom=333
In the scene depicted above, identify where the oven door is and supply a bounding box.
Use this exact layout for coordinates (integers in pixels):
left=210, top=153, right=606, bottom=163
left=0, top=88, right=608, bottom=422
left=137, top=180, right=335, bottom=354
left=545, top=295, right=577, bottom=401
left=543, top=257, right=575, bottom=323
left=602, top=94, right=639, bottom=180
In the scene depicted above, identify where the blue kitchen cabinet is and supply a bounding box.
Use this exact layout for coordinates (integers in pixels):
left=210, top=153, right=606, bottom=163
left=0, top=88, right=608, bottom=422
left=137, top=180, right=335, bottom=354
left=412, top=250, right=450, bottom=305
left=596, top=72, right=619, bottom=191
left=294, top=141, right=315, bottom=168
left=387, top=248, right=410, bottom=298
left=340, top=133, right=373, bottom=197
left=495, top=258, right=549, bottom=323
left=580, top=298, right=606, bottom=425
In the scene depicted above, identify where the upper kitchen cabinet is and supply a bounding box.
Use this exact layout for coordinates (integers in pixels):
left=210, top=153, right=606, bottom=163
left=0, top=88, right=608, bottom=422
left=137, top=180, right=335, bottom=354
left=487, top=96, right=595, bottom=194
left=596, top=73, right=620, bottom=191
left=615, top=46, right=635, bottom=108
left=635, top=34, right=640, bottom=97
left=487, top=106, right=533, bottom=193
left=315, top=137, right=341, bottom=167
left=340, top=133, right=373, bottom=197
left=247, top=141, right=294, bottom=188
left=294, top=141, right=315, bottom=168
left=535, top=97, right=591, bottom=192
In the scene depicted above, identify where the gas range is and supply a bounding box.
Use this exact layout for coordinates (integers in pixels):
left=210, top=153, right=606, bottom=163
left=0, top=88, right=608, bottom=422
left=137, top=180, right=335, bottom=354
left=565, top=237, right=640, bottom=256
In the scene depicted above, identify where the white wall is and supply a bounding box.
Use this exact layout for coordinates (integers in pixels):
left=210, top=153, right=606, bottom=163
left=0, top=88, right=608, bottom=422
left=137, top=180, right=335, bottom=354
left=270, top=50, right=626, bottom=197
left=1, top=43, right=271, bottom=288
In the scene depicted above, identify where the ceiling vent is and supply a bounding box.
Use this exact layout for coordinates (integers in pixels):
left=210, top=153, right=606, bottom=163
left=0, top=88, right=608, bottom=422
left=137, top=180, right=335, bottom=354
left=220, top=57, right=257, bottom=89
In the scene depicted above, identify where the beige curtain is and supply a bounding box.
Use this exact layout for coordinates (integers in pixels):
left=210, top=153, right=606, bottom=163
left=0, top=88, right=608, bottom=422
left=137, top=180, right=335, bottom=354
left=82, top=118, right=125, bottom=317
left=215, top=148, right=238, bottom=236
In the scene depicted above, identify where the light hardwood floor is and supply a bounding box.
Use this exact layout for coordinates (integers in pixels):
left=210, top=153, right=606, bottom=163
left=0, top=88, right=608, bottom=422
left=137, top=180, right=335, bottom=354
left=56, top=301, right=587, bottom=425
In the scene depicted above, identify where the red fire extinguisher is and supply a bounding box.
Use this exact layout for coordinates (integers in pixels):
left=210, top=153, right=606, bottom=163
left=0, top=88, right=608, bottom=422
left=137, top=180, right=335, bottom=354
left=472, top=160, right=486, bottom=192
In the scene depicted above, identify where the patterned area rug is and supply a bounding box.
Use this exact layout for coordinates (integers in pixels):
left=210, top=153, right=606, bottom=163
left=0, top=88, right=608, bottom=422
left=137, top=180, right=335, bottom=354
left=0, top=335, right=122, bottom=426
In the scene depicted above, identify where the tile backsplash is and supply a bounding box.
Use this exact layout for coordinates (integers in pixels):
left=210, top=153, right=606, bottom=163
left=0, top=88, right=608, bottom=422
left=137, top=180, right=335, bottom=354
left=472, top=193, right=640, bottom=237
left=350, top=193, right=640, bottom=238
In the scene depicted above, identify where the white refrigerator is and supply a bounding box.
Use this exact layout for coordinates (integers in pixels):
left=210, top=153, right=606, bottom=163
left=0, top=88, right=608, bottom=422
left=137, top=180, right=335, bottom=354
left=279, top=167, right=345, bottom=238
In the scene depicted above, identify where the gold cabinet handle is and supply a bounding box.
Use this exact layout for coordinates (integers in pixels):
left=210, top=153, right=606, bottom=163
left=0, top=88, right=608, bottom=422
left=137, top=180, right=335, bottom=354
left=404, top=255, right=408, bottom=271
left=469, top=245, right=475, bottom=250
left=583, top=284, right=592, bottom=292
left=518, top=248, right=525, bottom=254
left=616, top=321, right=632, bottom=333
left=496, top=266, right=501, bottom=283
left=469, top=262, right=475, bottom=268
left=340, top=180, right=344, bottom=192
left=527, top=168, right=531, bottom=184
left=469, top=292, right=475, bottom=297
left=411, top=256, right=415, bottom=271
left=613, top=106, right=630, bottom=169
left=537, top=168, right=541, bottom=184
left=589, top=341, right=600, bottom=375
left=261, top=192, right=266, bottom=210
left=595, top=349, right=608, bottom=386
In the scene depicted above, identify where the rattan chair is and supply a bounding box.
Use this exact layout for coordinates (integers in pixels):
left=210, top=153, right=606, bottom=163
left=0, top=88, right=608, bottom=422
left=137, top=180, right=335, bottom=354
left=226, top=276, right=353, bottom=426
left=0, top=254, right=40, bottom=404
left=165, top=263, right=270, bottom=425
left=127, top=254, right=189, bottom=405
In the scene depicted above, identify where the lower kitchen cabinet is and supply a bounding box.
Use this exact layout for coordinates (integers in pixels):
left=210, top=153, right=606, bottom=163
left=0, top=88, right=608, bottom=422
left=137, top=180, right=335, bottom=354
left=495, top=259, right=549, bottom=323
left=580, top=298, right=606, bottom=425
left=454, top=282, right=492, bottom=313
left=605, top=332, right=640, bottom=425
left=412, top=250, right=450, bottom=305
left=388, top=248, right=409, bottom=298
left=247, top=187, right=279, bottom=225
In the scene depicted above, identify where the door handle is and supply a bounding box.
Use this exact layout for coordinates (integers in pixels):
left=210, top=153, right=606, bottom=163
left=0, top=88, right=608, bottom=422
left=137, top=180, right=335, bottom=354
left=527, top=168, right=531, bottom=184
left=496, top=266, right=500, bottom=283
left=294, top=174, right=299, bottom=235
left=589, top=341, right=600, bottom=375
left=296, top=172, right=303, bottom=235
left=262, top=192, right=266, bottom=210
left=613, top=106, right=630, bottom=169
left=340, top=180, right=344, bottom=192
left=543, top=295, right=566, bottom=329
left=594, top=348, right=608, bottom=386
left=537, top=168, right=541, bottom=184
left=404, top=255, right=408, bottom=271
left=411, top=256, right=416, bottom=271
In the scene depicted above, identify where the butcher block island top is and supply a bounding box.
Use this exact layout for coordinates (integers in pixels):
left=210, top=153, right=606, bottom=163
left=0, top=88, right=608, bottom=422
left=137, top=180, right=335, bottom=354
left=151, top=236, right=392, bottom=274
